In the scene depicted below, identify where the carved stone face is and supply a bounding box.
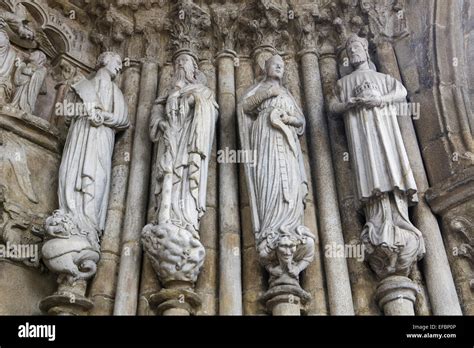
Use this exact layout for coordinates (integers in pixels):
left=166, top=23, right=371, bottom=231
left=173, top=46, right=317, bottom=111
left=266, top=55, right=284, bottom=80
left=277, top=236, right=296, bottom=263
left=103, top=54, right=123, bottom=79
left=347, top=41, right=368, bottom=67
left=174, top=54, right=195, bottom=74
left=29, top=51, right=46, bottom=66
left=18, top=25, right=34, bottom=40
left=173, top=53, right=197, bottom=86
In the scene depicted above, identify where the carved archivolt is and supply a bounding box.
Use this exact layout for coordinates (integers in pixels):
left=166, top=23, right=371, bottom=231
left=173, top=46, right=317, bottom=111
left=1, top=0, right=74, bottom=57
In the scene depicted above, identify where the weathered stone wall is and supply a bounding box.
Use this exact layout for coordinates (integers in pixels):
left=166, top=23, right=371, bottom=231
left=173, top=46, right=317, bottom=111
left=0, top=0, right=471, bottom=316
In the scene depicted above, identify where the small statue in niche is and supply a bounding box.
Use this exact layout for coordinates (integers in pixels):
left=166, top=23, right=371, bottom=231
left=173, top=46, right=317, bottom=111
left=237, top=54, right=315, bottom=294
left=10, top=50, right=47, bottom=114
left=0, top=30, right=16, bottom=104
left=330, top=34, right=425, bottom=279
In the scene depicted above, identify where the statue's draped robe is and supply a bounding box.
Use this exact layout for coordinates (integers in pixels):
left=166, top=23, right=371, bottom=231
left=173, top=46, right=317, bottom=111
left=11, top=62, right=46, bottom=113
left=0, top=38, right=16, bottom=102
left=336, top=69, right=425, bottom=271
left=58, top=74, right=129, bottom=236
left=238, top=83, right=309, bottom=258
left=154, top=83, right=218, bottom=234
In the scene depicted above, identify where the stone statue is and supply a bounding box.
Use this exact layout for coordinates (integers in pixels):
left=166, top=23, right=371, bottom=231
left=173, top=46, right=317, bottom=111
left=331, top=34, right=425, bottom=279
left=0, top=30, right=16, bottom=104
left=0, top=2, right=35, bottom=41
left=10, top=50, right=47, bottom=114
left=42, top=52, right=129, bottom=284
left=142, top=50, right=218, bottom=292
left=237, top=55, right=315, bottom=300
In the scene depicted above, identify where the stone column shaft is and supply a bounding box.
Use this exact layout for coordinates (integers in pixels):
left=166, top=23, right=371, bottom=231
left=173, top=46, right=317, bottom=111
left=137, top=63, right=173, bottom=316
left=375, top=41, right=462, bottom=315
left=113, top=61, right=158, bottom=315
left=285, top=54, right=328, bottom=315
left=375, top=276, right=418, bottom=316
left=216, top=50, right=243, bottom=315
left=236, top=56, right=267, bottom=315
left=195, top=59, right=218, bottom=315
left=299, top=50, right=354, bottom=315
left=89, top=62, right=141, bottom=315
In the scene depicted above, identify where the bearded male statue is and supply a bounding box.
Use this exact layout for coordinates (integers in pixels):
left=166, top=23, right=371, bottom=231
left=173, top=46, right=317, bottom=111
left=142, top=50, right=218, bottom=297
left=330, top=34, right=425, bottom=280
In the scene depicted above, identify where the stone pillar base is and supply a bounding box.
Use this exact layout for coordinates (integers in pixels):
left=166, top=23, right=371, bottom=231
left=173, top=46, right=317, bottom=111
left=149, top=283, right=201, bottom=316
left=39, top=280, right=93, bottom=315
left=261, top=285, right=311, bottom=316
left=375, top=275, right=419, bottom=316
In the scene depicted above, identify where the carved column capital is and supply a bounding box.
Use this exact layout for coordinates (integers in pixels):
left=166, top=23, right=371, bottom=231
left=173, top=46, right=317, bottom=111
left=360, top=0, right=409, bottom=45
left=210, top=1, right=245, bottom=53
left=166, top=0, right=212, bottom=60
left=291, top=2, right=320, bottom=53
left=237, top=0, right=291, bottom=55
left=215, top=49, right=237, bottom=61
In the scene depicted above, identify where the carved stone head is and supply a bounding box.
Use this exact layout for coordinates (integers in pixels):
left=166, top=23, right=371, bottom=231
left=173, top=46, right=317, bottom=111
left=265, top=54, right=284, bottom=81
left=346, top=34, right=370, bottom=68
left=172, top=52, right=199, bottom=87
left=29, top=50, right=46, bottom=67
left=96, top=51, right=123, bottom=80
left=276, top=235, right=297, bottom=264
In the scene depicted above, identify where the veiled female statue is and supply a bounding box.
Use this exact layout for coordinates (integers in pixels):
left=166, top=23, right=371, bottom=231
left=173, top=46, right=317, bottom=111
left=238, top=55, right=314, bottom=291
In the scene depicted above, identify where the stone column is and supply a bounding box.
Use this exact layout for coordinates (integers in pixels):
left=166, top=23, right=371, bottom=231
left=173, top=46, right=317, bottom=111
left=375, top=276, right=419, bottom=316
left=284, top=54, right=328, bottom=316
left=235, top=55, right=267, bottom=315
left=137, top=63, right=174, bottom=316
left=264, top=292, right=302, bottom=316
left=298, top=49, right=354, bottom=315
left=39, top=280, right=92, bottom=315
left=136, top=63, right=174, bottom=316
left=375, top=42, right=462, bottom=315
left=89, top=61, right=141, bottom=315
left=425, top=174, right=474, bottom=315
left=216, top=49, right=243, bottom=315
left=195, top=58, right=218, bottom=315
left=113, top=61, right=158, bottom=315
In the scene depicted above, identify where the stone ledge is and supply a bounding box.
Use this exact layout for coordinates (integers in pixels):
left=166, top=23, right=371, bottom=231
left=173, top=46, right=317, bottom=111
left=0, top=106, right=63, bottom=153
left=425, top=166, right=474, bottom=213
